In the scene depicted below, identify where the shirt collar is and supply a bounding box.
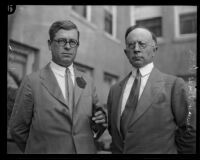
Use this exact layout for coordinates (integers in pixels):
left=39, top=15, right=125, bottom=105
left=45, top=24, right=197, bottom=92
left=131, top=62, right=154, bottom=77
left=50, top=60, right=74, bottom=77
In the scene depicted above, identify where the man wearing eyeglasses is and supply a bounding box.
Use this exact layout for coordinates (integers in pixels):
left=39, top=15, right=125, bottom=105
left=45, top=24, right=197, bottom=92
left=9, top=20, right=107, bottom=154
left=107, top=25, right=196, bottom=154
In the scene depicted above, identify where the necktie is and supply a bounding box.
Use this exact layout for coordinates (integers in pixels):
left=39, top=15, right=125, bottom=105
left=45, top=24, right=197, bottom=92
left=120, top=69, right=141, bottom=139
left=65, top=68, right=74, bottom=115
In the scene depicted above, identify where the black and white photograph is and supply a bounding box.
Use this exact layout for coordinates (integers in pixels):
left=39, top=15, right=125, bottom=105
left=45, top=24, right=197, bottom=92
left=7, top=5, right=197, bottom=155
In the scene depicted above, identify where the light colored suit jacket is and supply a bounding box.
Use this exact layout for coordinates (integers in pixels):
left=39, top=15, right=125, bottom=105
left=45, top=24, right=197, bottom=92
left=107, top=67, right=196, bottom=154
left=10, top=63, right=104, bottom=154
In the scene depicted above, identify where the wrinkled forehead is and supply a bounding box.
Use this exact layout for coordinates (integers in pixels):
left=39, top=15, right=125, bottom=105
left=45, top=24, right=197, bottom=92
left=126, top=28, right=153, bottom=43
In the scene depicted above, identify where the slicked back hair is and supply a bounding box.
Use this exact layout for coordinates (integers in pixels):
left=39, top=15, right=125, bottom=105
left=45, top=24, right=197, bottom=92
left=49, top=20, right=80, bottom=41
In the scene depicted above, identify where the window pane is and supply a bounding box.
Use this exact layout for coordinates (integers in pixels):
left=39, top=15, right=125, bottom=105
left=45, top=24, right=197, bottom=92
left=180, top=12, right=196, bottom=34
left=136, top=17, right=162, bottom=37
left=8, top=40, right=39, bottom=81
left=72, top=5, right=87, bottom=18
left=104, top=10, right=113, bottom=35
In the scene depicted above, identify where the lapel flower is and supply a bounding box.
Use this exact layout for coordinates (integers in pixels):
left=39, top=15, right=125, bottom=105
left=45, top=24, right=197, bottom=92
left=76, top=77, right=87, bottom=89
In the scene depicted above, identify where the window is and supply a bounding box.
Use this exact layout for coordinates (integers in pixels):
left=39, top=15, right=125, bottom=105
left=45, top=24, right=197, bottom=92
left=71, top=5, right=92, bottom=22
left=136, top=17, right=162, bottom=37
left=72, top=5, right=87, bottom=18
left=104, top=9, right=113, bottom=35
left=103, top=6, right=117, bottom=37
left=180, top=12, right=196, bottom=34
left=174, top=6, right=197, bottom=38
left=8, top=39, right=39, bottom=81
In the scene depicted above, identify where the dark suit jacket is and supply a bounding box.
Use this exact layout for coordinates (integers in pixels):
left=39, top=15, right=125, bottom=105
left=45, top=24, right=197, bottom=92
left=107, top=67, right=196, bottom=154
left=10, top=63, right=105, bottom=154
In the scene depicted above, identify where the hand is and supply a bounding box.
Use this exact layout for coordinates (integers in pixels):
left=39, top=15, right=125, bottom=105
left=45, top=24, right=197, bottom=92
left=92, top=110, right=107, bottom=128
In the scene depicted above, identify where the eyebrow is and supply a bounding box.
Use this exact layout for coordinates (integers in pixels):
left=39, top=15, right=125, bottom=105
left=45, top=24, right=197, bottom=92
left=127, top=40, right=147, bottom=44
left=55, top=38, right=77, bottom=40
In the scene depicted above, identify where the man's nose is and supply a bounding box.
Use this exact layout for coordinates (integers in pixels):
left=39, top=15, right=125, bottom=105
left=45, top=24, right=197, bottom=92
left=134, top=42, right=140, bottom=51
left=64, top=42, right=71, bottom=49
left=133, top=43, right=141, bottom=54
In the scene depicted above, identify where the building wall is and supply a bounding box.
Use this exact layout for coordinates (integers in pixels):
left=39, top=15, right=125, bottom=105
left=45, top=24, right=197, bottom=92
left=9, top=5, right=197, bottom=103
left=130, top=6, right=196, bottom=77
left=10, top=5, right=131, bottom=104
left=155, top=6, right=197, bottom=76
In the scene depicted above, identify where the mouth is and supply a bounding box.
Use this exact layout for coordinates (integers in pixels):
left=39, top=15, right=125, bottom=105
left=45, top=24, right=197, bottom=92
left=62, top=53, right=73, bottom=57
left=133, top=57, right=142, bottom=61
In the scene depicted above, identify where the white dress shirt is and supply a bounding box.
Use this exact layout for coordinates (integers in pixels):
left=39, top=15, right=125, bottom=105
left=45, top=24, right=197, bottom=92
left=121, top=62, right=154, bottom=115
left=50, top=60, right=75, bottom=100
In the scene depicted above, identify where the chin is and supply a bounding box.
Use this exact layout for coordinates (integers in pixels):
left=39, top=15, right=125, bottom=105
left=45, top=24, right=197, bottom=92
left=132, top=62, right=143, bottom=68
left=64, top=61, right=72, bottom=66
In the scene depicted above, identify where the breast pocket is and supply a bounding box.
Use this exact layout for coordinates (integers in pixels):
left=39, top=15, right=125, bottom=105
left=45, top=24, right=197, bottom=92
left=150, top=92, right=171, bottom=113
left=152, top=93, right=167, bottom=104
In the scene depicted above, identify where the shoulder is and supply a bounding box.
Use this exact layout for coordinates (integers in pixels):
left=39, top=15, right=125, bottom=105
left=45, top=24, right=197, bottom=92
left=74, top=68, right=91, bottom=81
left=162, top=72, right=176, bottom=82
left=155, top=68, right=186, bottom=86
left=110, top=74, right=129, bottom=92
left=111, top=81, right=121, bottom=89
left=27, top=68, right=43, bottom=81
left=21, top=65, right=48, bottom=86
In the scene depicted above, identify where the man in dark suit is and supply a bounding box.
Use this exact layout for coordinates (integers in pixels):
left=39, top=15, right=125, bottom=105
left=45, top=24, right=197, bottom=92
left=107, top=25, right=196, bottom=154
left=9, top=20, right=107, bottom=154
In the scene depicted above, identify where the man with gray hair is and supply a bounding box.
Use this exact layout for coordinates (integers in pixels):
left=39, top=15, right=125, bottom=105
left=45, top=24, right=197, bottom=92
left=107, top=25, right=196, bottom=154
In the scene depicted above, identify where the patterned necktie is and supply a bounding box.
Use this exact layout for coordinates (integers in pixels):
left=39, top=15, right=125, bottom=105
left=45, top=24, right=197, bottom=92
left=65, top=68, right=74, bottom=115
left=120, top=69, right=141, bottom=139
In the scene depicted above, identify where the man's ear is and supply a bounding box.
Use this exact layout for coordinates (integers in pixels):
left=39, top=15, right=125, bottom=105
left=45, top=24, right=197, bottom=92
left=153, top=44, right=158, bottom=52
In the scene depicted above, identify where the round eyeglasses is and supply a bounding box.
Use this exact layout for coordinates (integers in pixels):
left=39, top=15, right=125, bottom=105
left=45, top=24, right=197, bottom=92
left=53, top=38, right=79, bottom=48
left=127, top=41, right=154, bottom=50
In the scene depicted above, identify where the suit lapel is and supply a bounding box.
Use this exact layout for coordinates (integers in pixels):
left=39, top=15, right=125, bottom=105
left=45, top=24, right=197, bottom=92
left=114, top=73, right=131, bottom=140
left=40, top=63, right=67, bottom=107
left=73, top=68, right=84, bottom=107
left=128, top=68, right=163, bottom=127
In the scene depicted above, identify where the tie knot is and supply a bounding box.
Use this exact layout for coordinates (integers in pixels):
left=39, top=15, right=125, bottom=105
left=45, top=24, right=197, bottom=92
left=136, top=69, right=141, bottom=77
left=66, top=68, right=70, bottom=74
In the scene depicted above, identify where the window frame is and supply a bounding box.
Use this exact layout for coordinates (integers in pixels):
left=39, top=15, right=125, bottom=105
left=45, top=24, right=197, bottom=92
left=70, top=5, right=92, bottom=22
left=174, top=6, right=197, bottom=40
left=8, top=39, right=39, bottom=80
left=135, top=17, right=163, bottom=38
left=179, top=12, right=197, bottom=35
left=103, top=6, right=117, bottom=38
left=130, top=6, right=164, bottom=43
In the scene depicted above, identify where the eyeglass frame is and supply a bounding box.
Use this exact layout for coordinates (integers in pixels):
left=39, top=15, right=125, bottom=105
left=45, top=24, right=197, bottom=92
left=53, top=38, right=79, bottom=48
left=126, top=40, right=155, bottom=50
